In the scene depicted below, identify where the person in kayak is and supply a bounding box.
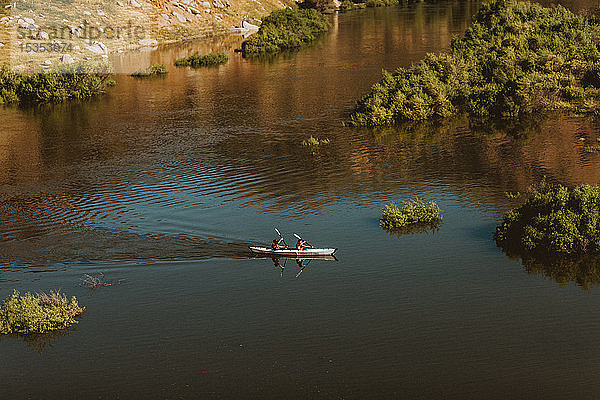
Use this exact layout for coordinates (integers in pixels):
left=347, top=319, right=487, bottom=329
left=272, top=238, right=284, bottom=250
left=295, top=239, right=312, bottom=250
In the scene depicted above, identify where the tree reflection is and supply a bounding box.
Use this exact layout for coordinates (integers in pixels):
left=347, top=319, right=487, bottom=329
left=0, top=328, right=74, bottom=354
left=503, top=249, right=600, bottom=290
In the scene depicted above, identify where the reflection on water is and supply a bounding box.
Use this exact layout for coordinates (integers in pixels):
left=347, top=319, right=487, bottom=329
left=268, top=256, right=337, bottom=278
left=508, top=251, right=600, bottom=290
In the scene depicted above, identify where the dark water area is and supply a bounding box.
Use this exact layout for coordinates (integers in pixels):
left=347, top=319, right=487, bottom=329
left=3, top=1, right=600, bottom=399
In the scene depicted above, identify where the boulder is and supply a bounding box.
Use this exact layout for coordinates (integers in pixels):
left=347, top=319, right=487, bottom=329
left=86, top=42, right=107, bottom=55
left=138, top=38, right=158, bottom=47
left=23, top=17, right=35, bottom=25
left=86, top=44, right=105, bottom=55
left=201, top=1, right=211, bottom=7
left=37, top=31, right=49, bottom=40
left=242, top=20, right=259, bottom=31
left=172, top=11, right=187, bottom=23
left=130, top=0, right=141, bottom=7
left=61, top=54, right=74, bottom=64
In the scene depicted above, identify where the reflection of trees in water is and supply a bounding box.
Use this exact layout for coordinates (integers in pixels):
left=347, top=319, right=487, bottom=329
left=381, top=222, right=440, bottom=237
left=502, top=249, right=600, bottom=290
left=0, top=329, right=73, bottom=354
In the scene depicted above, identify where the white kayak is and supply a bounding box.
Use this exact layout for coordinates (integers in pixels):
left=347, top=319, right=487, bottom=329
left=249, top=246, right=337, bottom=257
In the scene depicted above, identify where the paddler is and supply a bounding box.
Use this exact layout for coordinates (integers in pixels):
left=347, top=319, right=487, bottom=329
left=295, top=239, right=312, bottom=250
left=272, top=237, right=284, bottom=249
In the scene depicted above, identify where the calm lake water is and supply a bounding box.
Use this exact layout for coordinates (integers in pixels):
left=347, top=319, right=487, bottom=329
left=3, top=1, right=600, bottom=399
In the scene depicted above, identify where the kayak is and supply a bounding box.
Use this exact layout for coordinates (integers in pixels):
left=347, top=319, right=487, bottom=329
left=249, top=246, right=337, bottom=257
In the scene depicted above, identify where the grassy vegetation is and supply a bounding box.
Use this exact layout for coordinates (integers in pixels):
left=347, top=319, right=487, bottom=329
left=495, top=181, right=600, bottom=254
left=131, top=64, right=169, bottom=78
left=349, top=0, right=600, bottom=126
left=0, top=64, right=113, bottom=105
left=175, top=52, right=229, bottom=67
left=241, top=8, right=330, bottom=56
left=302, top=136, right=330, bottom=147
left=380, top=198, right=443, bottom=230
left=0, top=290, right=85, bottom=335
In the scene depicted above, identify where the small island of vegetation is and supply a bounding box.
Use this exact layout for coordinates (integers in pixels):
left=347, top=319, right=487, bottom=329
left=175, top=52, right=229, bottom=67
left=241, top=8, right=330, bottom=56
left=131, top=64, right=169, bottom=78
left=380, top=198, right=443, bottom=231
left=302, top=136, right=330, bottom=147
left=0, top=64, right=113, bottom=105
left=0, top=290, right=85, bottom=335
left=350, top=0, right=600, bottom=126
left=495, top=181, right=600, bottom=254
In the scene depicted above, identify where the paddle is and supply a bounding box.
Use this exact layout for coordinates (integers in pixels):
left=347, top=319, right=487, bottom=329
left=275, top=228, right=288, bottom=247
left=293, top=233, right=313, bottom=248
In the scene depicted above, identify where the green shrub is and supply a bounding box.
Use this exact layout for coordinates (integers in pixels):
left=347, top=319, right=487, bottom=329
left=302, top=135, right=330, bottom=146
left=297, top=0, right=335, bottom=12
left=350, top=0, right=600, bottom=126
left=131, top=63, right=168, bottom=77
left=241, top=8, right=330, bottom=56
left=339, top=0, right=355, bottom=11
left=495, top=181, right=600, bottom=254
left=0, top=290, right=85, bottom=335
left=380, top=198, right=443, bottom=230
left=0, top=63, right=113, bottom=104
left=174, top=52, right=229, bottom=67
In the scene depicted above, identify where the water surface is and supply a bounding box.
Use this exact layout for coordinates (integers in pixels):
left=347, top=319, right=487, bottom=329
left=2, top=2, right=600, bottom=399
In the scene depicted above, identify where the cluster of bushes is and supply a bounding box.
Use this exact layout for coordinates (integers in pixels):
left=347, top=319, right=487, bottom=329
left=0, top=290, right=84, bottom=335
left=349, top=0, right=600, bottom=126
left=0, top=64, right=113, bottom=104
left=131, top=63, right=168, bottom=78
left=241, top=9, right=330, bottom=55
left=380, top=198, right=443, bottom=230
left=495, top=181, right=600, bottom=254
left=175, top=52, right=229, bottom=67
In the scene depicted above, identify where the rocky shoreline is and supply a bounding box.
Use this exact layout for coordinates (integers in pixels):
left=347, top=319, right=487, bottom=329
left=0, top=0, right=291, bottom=72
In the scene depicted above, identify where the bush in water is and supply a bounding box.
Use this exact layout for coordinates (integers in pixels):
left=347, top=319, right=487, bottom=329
left=174, top=52, right=229, bottom=67
left=0, top=63, right=113, bottom=104
left=131, top=63, right=169, bottom=77
left=349, top=0, right=600, bottom=126
left=0, top=290, right=85, bottom=335
left=380, top=198, right=443, bottom=230
left=495, top=181, right=600, bottom=254
left=241, top=9, right=330, bottom=56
